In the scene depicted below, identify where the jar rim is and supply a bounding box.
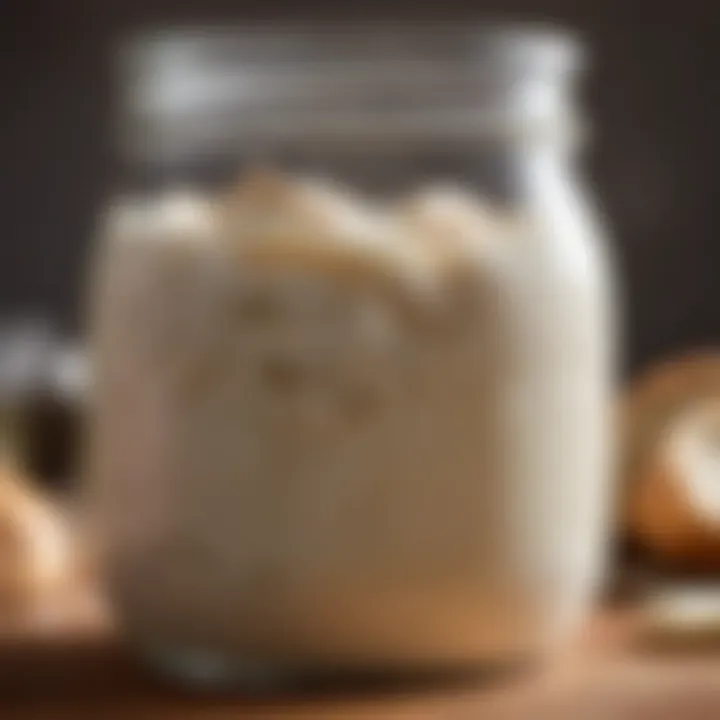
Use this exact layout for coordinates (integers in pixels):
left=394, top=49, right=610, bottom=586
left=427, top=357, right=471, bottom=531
left=118, top=21, right=585, bottom=166
left=121, top=21, right=584, bottom=80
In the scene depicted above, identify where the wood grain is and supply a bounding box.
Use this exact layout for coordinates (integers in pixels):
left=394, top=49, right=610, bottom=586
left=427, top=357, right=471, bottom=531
left=2, top=599, right=720, bottom=719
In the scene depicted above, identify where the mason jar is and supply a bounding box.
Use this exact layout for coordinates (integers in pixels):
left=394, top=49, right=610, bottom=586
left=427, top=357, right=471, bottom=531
left=88, top=24, right=616, bottom=686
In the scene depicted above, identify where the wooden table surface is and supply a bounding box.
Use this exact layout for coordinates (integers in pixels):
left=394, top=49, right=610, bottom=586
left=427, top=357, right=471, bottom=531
left=3, top=595, right=720, bottom=719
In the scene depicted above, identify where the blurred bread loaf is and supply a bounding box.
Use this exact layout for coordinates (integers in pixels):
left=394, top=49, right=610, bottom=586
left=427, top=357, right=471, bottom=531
left=629, top=400, right=720, bottom=570
left=624, top=354, right=720, bottom=571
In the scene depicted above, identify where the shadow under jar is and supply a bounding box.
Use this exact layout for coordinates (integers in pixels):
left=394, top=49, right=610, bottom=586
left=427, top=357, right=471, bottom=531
left=88, top=23, right=617, bottom=688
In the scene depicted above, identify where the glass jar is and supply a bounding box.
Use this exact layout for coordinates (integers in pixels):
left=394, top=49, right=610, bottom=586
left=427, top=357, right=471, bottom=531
left=89, top=24, right=616, bottom=686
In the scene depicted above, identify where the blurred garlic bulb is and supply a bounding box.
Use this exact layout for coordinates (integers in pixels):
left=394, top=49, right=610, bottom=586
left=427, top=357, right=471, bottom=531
left=0, top=464, right=74, bottom=616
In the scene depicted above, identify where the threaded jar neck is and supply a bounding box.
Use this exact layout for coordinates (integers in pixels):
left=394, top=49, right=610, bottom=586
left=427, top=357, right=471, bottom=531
left=118, top=23, right=585, bottom=171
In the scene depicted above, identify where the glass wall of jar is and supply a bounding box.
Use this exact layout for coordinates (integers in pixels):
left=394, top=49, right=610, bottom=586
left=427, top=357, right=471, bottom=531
left=88, top=24, right=616, bottom=686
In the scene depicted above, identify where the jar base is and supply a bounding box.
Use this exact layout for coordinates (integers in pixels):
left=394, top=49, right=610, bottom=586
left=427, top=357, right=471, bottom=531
left=138, top=641, right=540, bottom=694
left=140, top=643, right=297, bottom=691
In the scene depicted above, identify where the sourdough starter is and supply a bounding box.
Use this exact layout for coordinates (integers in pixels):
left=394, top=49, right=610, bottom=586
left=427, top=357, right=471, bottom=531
left=89, top=171, right=613, bottom=667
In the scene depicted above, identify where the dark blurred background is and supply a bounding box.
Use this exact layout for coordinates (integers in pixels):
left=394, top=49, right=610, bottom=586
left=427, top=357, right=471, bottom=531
left=1, top=1, right=717, bottom=376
